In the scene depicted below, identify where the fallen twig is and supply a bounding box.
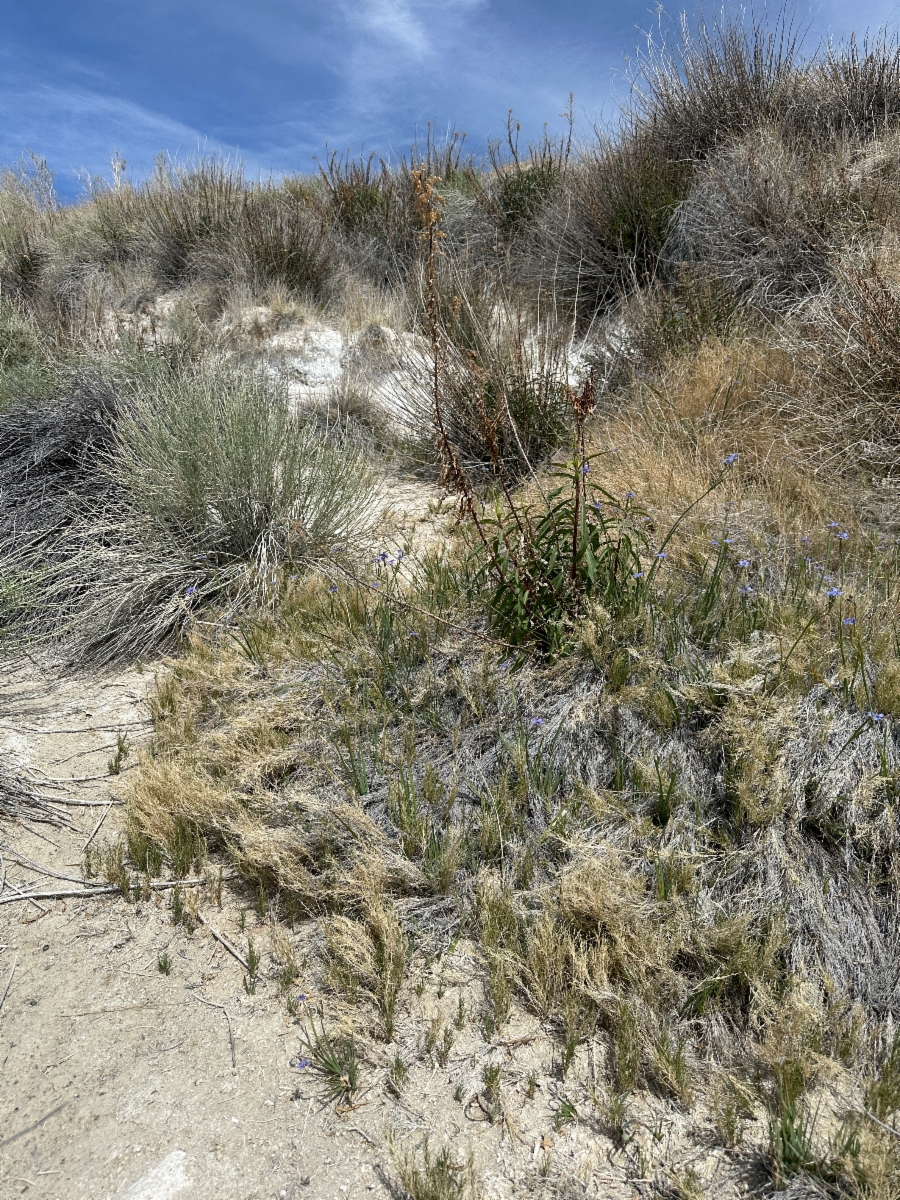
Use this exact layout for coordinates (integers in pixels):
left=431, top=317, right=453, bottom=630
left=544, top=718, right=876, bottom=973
left=2, top=881, right=49, bottom=913
left=194, top=994, right=237, bottom=1071
left=195, top=912, right=250, bottom=971
left=82, top=801, right=113, bottom=852
left=862, top=1109, right=900, bottom=1141
left=0, top=878, right=204, bottom=905
left=0, top=954, right=17, bottom=1016
left=0, top=762, right=79, bottom=829
left=0, top=846, right=88, bottom=885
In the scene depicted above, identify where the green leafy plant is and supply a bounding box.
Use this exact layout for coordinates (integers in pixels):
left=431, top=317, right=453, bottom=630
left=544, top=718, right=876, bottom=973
left=107, top=732, right=129, bottom=775
left=866, top=1032, right=900, bottom=1120
left=297, top=1012, right=360, bottom=1106
left=388, top=1053, right=409, bottom=1096
left=392, top=1136, right=474, bottom=1200
left=766, top=1064, right=817, bottom=1186
left=410, top=175, right=736, bottom=658
left=554, top=1097, right=578, bottom=1131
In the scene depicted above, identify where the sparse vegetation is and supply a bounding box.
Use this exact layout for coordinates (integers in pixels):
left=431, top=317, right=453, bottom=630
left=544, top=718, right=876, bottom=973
left=7, top=11, right=900, bottom=1196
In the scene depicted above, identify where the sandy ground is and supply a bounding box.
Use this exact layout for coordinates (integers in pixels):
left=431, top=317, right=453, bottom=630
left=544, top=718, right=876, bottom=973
left=0, top=660, right=401, bottom=1200
left=0, top=657, right=763, bottom=1200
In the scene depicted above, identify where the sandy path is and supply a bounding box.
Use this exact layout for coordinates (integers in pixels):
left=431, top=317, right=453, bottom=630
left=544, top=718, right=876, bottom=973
left=0, top=659, right=396, bottom=1200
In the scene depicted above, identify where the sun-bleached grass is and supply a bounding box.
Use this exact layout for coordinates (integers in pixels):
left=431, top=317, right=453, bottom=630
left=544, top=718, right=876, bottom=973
left=0, top=352, right=383, bottom=663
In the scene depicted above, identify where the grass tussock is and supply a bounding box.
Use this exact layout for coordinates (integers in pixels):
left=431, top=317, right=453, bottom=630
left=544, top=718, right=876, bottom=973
left=0, top=353, right=381, bottom=663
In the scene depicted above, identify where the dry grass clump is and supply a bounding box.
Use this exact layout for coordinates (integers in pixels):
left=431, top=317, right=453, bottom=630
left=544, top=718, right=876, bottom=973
left=0, top=352, right=382, bottom=662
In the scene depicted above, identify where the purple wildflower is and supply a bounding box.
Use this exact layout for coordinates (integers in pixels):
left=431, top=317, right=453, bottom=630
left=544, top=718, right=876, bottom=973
left=842, top=616, right=856, bottom=626
left=868, top=712, right=886, bottom=722
left=825, top=587, right=843, bottom=599
left=722, top=453, right=739, bottom=466
left=530, top=717, right=546, bottom=728
left=737, top=559, right=750, bottom=568
left=185, top=585, right=197, bottom=597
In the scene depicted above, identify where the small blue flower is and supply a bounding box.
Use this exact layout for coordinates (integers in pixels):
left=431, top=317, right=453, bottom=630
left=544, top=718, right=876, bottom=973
left=723, top=538, right=734, bottom=545
left=739, top=584, right=754, bottom=596
left=580, top=463, right=590, bottom=475
left=801, top=537, right=810, bottom=544
left=842, top=616, right=856, bottom=626
left=185, top=585, right=197, bottom=597
left=329, top=585, right=338, bottom=594
left=868, top=711, right=886, bottom=722
left=407, top=631, right=419, bottom=638
left=710, top=540, right=720, bottom=547
left=722, top=453, right=739, bottom=466
left=370, top=580, right=381, bottom=589
left=624, top=491, right=635, bottom=500
left=827, top=521, right=840, bottom=528
left=295, top=1057, right=312, bottom=1071
left=297, top=993, right=307, bottom=1001
left=530, top=717, right=546, bottom=728
left=825, top=587, right=843, bottom=599
left=633, top=571, right=644, bottom=579
left=836, top=531, right=849, bottom=540
left=591, top=500, right=603, bottom=510
left=738, top=559, right=750, bottom=568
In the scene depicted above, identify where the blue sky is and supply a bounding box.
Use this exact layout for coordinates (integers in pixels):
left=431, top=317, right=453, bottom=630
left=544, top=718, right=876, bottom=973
left=1, top=1, right=898, bottom=198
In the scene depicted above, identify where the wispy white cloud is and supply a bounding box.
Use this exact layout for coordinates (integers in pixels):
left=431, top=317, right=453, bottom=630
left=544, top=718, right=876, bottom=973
left=0, top=77, right=251, bottom=193
left=342, top=0, right=431, bottom=57
left=335, top=0, right=486, bottom=60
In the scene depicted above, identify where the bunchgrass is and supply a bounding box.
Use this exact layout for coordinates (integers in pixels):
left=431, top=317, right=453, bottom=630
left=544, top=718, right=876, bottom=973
left=297, top=1012, right=360, bottom=1106
left=0, top=352, right=382, bottom=663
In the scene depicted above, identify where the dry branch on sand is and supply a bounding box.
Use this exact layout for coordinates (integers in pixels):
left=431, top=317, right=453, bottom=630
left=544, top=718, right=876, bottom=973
left=0, top=760, right=78, bottom=828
